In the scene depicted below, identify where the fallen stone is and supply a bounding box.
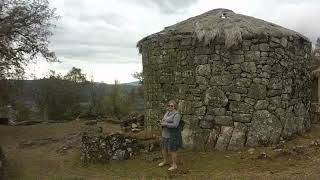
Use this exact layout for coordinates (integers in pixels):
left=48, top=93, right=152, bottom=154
left=215, top=126, right=234, bottom=151
left=309, top=139, right=320, bottom=147
left=206, top=127, right=220, bottom=149
left=228, top=123, right=247, bottom=151
left=257, top=152, right=269, bottom=159
left=248, top=148, right=255, bottom=154
left=131, top=123, right=138, bottom=129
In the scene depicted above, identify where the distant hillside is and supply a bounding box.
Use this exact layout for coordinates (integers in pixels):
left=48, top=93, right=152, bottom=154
left=12, top=80, right=141, bottom=100
left=3, top=80, right=144, bottom=119
left=122, top=81, right=141, bottom=86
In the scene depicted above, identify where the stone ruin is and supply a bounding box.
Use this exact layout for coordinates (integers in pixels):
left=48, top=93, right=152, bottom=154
left=80, top=133, right=144, bottom=164
left=120, top=112, right=145, bottom=132
left=137, top=9, right=312, bottom=150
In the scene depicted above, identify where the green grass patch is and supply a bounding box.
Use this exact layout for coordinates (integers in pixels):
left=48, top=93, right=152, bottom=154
left=2, top=122, right=320, bottom=179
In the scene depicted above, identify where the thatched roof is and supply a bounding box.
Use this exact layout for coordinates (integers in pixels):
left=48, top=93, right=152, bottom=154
left=137, top=8, right=309, bottom=51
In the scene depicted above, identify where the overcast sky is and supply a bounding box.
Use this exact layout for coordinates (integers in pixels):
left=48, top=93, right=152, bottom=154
left=26, top=0, right=320, bottom=83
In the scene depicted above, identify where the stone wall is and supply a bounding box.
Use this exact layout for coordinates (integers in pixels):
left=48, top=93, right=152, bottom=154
left=80, top=133, right=143, bottom=164
left=141, top=34, right=312, bottom=150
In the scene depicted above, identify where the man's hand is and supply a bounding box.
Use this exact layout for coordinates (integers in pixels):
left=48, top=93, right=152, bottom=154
left=160, top=122, right=167, bottom=127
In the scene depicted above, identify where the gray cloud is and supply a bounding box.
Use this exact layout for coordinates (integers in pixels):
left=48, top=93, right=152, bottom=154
left=50, top=0, right=320, bottom=65
left=42, top=0, right=320, bottom=83
left=248, top=0, right=320, bottom=43
left=49, top=1, right=141, bottom=64
left=130, top=0, right=198, bottom=14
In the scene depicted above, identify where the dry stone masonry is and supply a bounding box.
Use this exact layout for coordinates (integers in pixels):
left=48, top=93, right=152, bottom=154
left=80, top=133, right=143, bottom=164
left=137, top=9, right=312, bottom=150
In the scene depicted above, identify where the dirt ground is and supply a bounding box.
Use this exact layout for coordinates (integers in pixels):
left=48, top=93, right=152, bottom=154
left=1, top=121, right=320, bottom=179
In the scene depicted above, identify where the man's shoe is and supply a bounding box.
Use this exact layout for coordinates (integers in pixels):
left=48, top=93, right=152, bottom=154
left=158, top=162, right=168, bottom=167
left=168, top=166, right=177, bottom=171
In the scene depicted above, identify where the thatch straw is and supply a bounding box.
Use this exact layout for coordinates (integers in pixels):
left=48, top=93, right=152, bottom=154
left=137, top=8, right=309, bottom=52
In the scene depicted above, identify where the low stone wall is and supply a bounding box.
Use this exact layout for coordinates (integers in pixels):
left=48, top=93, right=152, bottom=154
left=80, top=133, right=144, bottom=164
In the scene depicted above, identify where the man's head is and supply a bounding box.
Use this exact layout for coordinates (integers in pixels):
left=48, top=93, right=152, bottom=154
left=167, top=100, right=177, bottom=111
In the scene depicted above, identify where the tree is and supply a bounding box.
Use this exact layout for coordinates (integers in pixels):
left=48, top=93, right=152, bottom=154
left=64, top=67, right=87, bottom=83
left=132, top=71, right=144, bottom=102
left=35, top=67, right=89, bottom=121
left=316, top=37, right=320, bottom=48
left=0, top=0, right=58, bottom=79
left=104, top=80, right=130, bottom=119
left=35, top=70, right=63, bottom=121
left=132, top=71, right=144, bottom=84
left=86, top=80, right=108, bottom=118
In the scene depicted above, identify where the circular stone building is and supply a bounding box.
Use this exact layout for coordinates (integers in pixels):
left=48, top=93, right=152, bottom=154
left=137, top=9, right=312, bottom=150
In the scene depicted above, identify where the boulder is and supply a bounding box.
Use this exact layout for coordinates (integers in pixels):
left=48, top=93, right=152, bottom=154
left=228, top=123, right=248, bottom=150
left=204, top=87, right=228, bottom=107
left=247, top=110, right=282, bottom=147
left=206, top=127, right=220, bottom=150
left=215, top=126, right=234, bottom=151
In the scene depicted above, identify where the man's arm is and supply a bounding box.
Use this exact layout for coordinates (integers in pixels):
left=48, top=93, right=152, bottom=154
left=161, top=113, right=181, bottom=128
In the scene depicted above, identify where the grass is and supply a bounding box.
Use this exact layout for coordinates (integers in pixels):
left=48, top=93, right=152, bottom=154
left=1, top=121, right=320, bottom=179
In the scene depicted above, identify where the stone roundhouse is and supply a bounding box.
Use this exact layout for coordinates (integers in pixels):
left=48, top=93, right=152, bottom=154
left=137, top=9, right=312, bottom=150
